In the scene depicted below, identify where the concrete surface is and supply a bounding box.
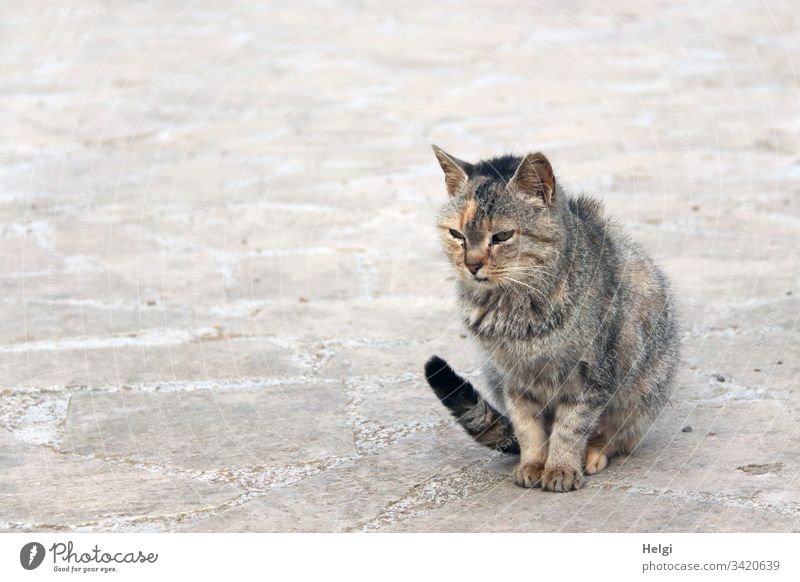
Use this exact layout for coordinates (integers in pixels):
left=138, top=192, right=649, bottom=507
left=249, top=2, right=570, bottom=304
left=1, top=0, right=799, bottom=532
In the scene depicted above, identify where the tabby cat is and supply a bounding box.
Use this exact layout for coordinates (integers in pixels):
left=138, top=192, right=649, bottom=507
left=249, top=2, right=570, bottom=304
left=424, top=145, right=679, bottom=492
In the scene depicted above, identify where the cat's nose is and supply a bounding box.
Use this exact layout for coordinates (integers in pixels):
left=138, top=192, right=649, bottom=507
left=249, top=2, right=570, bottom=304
left=466, top=260, right=484, bottom=275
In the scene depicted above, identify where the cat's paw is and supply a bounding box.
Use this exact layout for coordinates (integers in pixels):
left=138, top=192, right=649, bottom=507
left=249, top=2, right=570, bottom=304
left=584, top=447, right=609, bottom=475
left=513, top=462, right=544, bottom=488
left=541, top=466, right=584, bottom=492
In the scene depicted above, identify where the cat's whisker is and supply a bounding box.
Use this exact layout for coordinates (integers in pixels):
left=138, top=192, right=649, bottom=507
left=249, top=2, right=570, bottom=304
left=507, top=264, right=558, bottom=277
left=496, top=268, right=558, bottom=285
left=502, top=276, right=558, bottom=314
left=502, top=270, right=557, bottom=283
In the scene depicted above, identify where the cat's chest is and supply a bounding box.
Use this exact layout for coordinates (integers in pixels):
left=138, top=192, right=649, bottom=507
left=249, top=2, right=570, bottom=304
left=463, top=300, right=546, bottom=339
left=469, top=310, right=580, bottom=388
left=482, top=337, right=563, bottom=384
left=461, top=287, right=571, bottom=340
left=461, top=293, right=581, bottom=382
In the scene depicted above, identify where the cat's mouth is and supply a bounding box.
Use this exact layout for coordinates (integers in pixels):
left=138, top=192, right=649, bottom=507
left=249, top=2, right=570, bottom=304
left=460, top=268, right=492, bottom=285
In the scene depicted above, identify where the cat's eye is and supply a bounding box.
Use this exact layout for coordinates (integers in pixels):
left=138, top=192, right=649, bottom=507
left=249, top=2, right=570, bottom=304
left=448, top=228, right=464, bottom=241
left=491, top=230, right=514, bottom=244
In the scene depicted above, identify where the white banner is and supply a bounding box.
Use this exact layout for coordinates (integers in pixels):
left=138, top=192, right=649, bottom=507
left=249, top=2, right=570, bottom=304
left=0, top=533, right=797, bottom=581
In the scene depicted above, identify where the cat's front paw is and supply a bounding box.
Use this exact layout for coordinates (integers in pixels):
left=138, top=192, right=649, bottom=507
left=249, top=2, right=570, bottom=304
left=541, top=466, right=584, bottom=492
left=513, top=462, right=544, bottom=488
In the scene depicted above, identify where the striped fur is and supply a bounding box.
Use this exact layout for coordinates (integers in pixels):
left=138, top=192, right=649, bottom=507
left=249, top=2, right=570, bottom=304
left=427, top=147, right=680, bottom=492
left=424, top=356, right=518, bottom=454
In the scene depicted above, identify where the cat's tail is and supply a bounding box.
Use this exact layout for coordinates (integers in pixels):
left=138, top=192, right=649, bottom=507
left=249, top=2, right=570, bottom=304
left=424, top=355, right=519, bottom=455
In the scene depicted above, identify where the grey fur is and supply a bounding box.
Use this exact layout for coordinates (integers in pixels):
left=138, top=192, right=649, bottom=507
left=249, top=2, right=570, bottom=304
left=428, top=147, right=680, bottom=492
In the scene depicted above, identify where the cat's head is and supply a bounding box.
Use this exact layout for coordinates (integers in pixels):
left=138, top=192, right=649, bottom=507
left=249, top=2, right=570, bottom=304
left=432, top=145, right=563, bottom=288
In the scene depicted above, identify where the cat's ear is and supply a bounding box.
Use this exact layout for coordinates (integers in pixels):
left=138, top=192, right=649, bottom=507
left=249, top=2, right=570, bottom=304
left=507, top=152, right=555, bottom=205
left=432, top=145, right=472, bottom=198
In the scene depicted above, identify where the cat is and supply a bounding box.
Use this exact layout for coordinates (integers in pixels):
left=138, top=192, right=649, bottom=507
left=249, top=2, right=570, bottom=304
left=424, top=145, right=679, bottom=492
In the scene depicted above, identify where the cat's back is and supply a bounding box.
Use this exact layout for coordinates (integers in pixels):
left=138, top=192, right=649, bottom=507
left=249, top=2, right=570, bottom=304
left=566, top=193, right=604, bottom=223
left=566, top=193, right=676, bottom=330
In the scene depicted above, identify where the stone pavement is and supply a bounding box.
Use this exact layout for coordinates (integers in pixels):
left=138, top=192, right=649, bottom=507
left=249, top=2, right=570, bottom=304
left=1, top=0, right=798, bottom=532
